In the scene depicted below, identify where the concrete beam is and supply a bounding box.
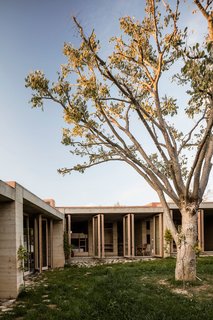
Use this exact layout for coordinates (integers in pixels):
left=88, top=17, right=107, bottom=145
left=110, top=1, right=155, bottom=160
left=58, top=202, right=213, bottom=216
left=57, top=206, right=165, bottom=215
left=0, top=180, right=15, bottom=202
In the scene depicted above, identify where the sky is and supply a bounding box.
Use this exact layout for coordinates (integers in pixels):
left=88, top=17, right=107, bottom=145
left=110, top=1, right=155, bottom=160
left=0, top=0, right=212, bottom=206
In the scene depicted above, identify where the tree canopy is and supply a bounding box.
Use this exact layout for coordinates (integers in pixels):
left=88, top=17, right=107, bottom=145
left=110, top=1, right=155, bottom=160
left=26, top=0, right=213, bottom=281
left=26, top=0, right=212, bottom=212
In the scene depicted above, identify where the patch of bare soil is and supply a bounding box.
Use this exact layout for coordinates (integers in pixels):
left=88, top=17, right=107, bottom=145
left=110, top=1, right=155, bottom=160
left=157, top=279, right=192, bottom=297
left=157, top=277, right=213, bottom=300
left=190, top=283, right=213, bottom=300
left=171, top=288, right=192, bottom=297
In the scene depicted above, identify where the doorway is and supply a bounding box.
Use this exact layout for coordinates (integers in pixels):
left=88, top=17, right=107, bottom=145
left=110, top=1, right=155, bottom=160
left=23, top=215, right=35, bottom=272
left=204, top=211, right=213, bottom=251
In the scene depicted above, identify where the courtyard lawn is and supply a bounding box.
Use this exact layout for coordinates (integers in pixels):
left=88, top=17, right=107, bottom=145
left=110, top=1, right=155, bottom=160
left=1, top=257, right=213, bottom=320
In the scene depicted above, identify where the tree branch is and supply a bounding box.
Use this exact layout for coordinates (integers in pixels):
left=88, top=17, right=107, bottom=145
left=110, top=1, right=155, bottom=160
left=194, top=0, right=210, bottom=19
left=199, top=135, right=213, bottom=197
left=186, top=108, right=213, bottom=196
left=59, top=158, right=124, bottom=174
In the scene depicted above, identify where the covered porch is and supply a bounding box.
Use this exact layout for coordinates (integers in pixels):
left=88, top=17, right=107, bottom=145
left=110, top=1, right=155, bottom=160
left=61, top=206, right=164, bottom=259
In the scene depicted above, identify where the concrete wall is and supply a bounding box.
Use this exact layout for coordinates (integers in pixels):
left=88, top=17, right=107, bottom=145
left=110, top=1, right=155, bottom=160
left=0, top=201, right=18, bottom=298
left=52, top=220, right=65, bottom=268
left=0, top=185, right=24, bottom=298
left=0, top=181, right=65, bottom=299
left=15, top=185, right=24, bottom=293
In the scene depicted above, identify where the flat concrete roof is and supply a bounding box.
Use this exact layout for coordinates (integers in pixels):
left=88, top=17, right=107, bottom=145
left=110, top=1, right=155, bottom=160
left=57, top=206, right=164, bottom=215
left=0, top=180, right=15, bottom=202
left=0, top=181, right=63, bottom=220
left=57, top=202, right=213, bottom=216
left=22, top=187, right=63, bottom=220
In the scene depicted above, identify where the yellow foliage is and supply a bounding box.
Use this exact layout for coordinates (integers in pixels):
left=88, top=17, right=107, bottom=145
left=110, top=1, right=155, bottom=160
left=71, top=125, right=84, bottom=137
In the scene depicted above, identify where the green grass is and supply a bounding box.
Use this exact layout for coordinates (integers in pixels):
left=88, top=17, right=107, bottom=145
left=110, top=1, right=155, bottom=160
left=1, top=257, right=213, bottom=320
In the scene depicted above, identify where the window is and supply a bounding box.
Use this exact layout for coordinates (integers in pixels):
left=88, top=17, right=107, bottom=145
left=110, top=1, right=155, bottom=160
left=146, top=221, right=150, bottom=230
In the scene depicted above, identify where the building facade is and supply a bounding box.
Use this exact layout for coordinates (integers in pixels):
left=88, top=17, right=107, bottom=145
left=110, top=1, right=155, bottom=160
left=0, top=180, right=213, bottom=298
left=0, top=181, right=64, bottom=299
left=59, top=203, right=213, bottom=259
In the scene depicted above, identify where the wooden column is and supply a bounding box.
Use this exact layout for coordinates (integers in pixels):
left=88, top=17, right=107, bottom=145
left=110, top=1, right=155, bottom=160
left=131, top=214, right=135, bottom=257
left=92, top=217, right=95, bottom=256
left=34, top=217, right=38, bottom=270
left=127, top=215, right=131, bottom=256
left=123, top=214, right=134, bottom=257
left=169, top=210, right=174, bottom=255
left=101, top=214, right=105, bottom=258
left=67, top=214, right=71, bottom=249
left=46, top=220, right=48, bottom=268
left=153, top=214, right=163, bottom=257
left=97, top=215, right=101, bottom=257
left=159, top=213, right=163, bottom=257
left=50, top=220, right=53, bottom=268
left=38, top=214, right=42, bottom=273
left=123, top=216, right=126, bottom=256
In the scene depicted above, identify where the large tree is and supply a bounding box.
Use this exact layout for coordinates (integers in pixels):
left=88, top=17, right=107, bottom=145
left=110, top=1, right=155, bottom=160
left=26, top=0, right=213, bottom=281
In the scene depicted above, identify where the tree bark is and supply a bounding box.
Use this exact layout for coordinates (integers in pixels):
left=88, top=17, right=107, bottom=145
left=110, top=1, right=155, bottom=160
left=175, top=208, right=198, bottom=281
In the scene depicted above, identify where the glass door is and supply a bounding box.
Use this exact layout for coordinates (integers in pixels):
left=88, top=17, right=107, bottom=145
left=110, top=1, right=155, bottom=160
left=23, top=215, right=35, bottom=273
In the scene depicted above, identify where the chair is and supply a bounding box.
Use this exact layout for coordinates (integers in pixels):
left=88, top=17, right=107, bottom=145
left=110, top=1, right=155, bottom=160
left=136, top=246, right=143, bottom=256
left=136, top=243, right=148, bottom=256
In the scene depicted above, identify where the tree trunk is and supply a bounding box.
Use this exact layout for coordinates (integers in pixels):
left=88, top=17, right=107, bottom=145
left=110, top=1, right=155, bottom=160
left=175, top=208, right=198, bottom=281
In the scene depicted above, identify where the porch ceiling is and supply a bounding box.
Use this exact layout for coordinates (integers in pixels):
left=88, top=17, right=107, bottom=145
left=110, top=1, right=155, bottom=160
left=0, top=194, right=13, bottom=203
left=23, top=199, right=63, bottom=220
left=204, top=209, right=213, bottom=215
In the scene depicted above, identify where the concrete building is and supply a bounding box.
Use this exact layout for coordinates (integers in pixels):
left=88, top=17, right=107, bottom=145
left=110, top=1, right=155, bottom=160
left=0, top=181, right=64, bottom=299
left=0, top=180, right=213, bottom=298
left=59, top=202, right=213, bottom=259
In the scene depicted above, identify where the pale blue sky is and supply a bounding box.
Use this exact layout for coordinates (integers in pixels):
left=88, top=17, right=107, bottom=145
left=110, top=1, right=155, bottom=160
left=0, top=0, right=212, bottom=206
